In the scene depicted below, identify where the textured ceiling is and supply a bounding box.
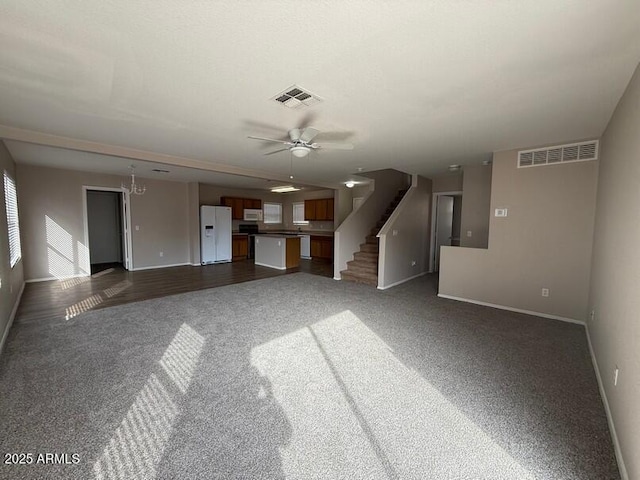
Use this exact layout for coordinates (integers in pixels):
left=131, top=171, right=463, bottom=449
left=0, top=0, right=639, bottom=188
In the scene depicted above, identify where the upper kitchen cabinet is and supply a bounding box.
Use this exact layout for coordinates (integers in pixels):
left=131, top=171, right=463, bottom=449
left=243, top=198, right=262, bottom=210
left=221, top=196, right=262, bottom=220
left=304, top=198, right=334, bottom=221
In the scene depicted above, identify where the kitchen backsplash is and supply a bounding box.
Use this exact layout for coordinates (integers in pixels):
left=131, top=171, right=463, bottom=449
left=232, top=219, right=334, bottom=231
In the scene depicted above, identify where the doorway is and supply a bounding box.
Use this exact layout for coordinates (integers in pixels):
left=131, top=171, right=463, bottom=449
left=430, top=191, right=463, bottom=272
left=83, top=187, right=132, bottom=274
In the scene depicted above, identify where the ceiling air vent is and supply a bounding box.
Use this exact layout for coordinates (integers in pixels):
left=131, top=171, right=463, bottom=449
left=271, top=85, right=322, bottom=109
left=518, top=140, right=598, bottom=168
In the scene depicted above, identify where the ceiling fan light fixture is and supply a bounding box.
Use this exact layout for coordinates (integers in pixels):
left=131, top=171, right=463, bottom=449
left=290, top=146, right=310, bottom=158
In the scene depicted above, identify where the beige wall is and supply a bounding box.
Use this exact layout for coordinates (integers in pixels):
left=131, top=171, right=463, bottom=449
left=378, top=175, right=432, bottom=288
left=588, top=63, right=640, bottom=480
left=439, top=141, right=599, bottom=321
left=460, top=164, right=492, bottom=248
left=0, top=141, right=24, bottom=353
left=17, top=164, right=191, bottom=280
left=432, top=173, right=463, bottom=192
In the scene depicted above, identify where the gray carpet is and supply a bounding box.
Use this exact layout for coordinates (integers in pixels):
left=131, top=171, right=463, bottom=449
left=0, top=273, right=619, bottom=479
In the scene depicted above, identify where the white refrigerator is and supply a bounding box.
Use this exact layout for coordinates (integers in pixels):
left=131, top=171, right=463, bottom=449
left=200, top=206, right=232, bottom=264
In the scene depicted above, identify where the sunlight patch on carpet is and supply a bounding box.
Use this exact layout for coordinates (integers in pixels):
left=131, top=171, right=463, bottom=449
left=93, top=323, right=205, bottom=480
left=251, top=310, right=534, bottom=479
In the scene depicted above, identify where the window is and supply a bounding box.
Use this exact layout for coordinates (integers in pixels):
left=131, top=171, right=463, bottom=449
left=4, top=171, right=22, bottom=267
left=293, top=202, right=308, bottom=225
left=263, top=203, right=282, bottom=224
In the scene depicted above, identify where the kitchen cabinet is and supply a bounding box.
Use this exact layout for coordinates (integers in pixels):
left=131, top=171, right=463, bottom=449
left=310, top=235, right=333, bottom=261
left=304, top=198, right=334, bottom=221
left=232, top=235, right=248, bottom=261
left=243, top=198, right=262, bottom=210
left=221, top=196, right=262, bottom=220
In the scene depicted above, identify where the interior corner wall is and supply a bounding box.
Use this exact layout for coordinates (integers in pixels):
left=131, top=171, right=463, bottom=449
left=0, top=141, right=24, bottom=354
left=17, top=164, right=190, bottom=280
left=439, top=142, right=599, bottom=321
left=334, top=187, right=352, bottom=227
left=587, top=62, right=640, bottom=480
left=460, top=164, right=492, bottom=248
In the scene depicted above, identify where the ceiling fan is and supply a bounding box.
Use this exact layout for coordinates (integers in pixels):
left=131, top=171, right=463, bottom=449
left=248, top=126, right=353, bottom=158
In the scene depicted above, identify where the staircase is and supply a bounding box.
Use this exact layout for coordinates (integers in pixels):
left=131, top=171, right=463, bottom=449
left=341, top=189, right=408, bottom=286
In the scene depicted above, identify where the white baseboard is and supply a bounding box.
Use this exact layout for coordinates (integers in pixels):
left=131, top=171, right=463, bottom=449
left=437, top=294, right=585, bottom=325
left=254, top=261, right=285, bottom=270
left=585, top=325, right=628, bottom=480
left=131, top=262, right=191, bottom=272
left=378, top=272, right=427, bottom=290
left=26, top=273, right=90, bottom=283
left=0, top=282, right=25, bottom=356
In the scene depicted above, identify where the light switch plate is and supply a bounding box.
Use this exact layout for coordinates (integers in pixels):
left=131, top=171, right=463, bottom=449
left=495, top=208, right=508, bottom=217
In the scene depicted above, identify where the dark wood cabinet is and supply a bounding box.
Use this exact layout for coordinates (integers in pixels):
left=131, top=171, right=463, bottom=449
left=304, top=200, right=316, bottom=220
left=243, top=198, right=262, bottom=210
left=304, top=198, right=334, bottom=221
left=316, top=199, right=327, bottom=220
left=310, top=235, right=333, bottom=261
left=221, top=196, right=262, bottom=220
left=232, top=235, right=248, bottom=261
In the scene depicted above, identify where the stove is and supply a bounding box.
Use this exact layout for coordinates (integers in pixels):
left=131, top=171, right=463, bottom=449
left=238, top=224, right=259, bottom=258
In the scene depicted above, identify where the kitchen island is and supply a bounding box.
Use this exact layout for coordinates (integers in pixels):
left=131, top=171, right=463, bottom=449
left=254, top=234, right=301, bottom=270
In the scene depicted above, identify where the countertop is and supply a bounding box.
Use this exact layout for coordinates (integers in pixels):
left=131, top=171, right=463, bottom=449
left=235, top=230, right=334, bottom=237
left=254, top=234, right=302, bottom=239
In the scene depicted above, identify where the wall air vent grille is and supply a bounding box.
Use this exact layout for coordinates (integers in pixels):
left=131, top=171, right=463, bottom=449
left=518, top=140, right=598, bottom=168
left=271, top=85, right=322, bottom=109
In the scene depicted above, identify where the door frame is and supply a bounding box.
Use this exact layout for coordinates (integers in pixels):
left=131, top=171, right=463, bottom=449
left=82, top=186, right=133, bottom=271
left=429, top=190, right=463, bottom=273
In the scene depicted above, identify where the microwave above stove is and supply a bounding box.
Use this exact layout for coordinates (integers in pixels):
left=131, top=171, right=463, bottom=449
left=243, top=209, right=263, bottom=221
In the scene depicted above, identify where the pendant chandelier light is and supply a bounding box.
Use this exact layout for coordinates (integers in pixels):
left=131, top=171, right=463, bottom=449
left=122, top=165, right=146, bottom=195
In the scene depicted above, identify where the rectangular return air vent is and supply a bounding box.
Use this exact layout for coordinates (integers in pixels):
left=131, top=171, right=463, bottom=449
left=271, top=85, right=322, bottom=109
left=518, top=140, right=598, bottom=168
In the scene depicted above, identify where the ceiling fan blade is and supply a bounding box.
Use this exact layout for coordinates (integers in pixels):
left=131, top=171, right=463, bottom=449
left=248, top=135, right=290, bottom=144
left=264, top=148, right=289, bottom=156
left=300, top=127, right=320, bottom=143
left=289, top=128, right=301, bottom=142
left=243, top=120, right=287, bottom=135
left=312, top=142, right=354, bottom=150
left=297, top=112, right=317, bottom=130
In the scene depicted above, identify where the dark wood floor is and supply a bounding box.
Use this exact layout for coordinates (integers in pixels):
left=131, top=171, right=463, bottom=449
left=16, top=259, right=334, bottom=324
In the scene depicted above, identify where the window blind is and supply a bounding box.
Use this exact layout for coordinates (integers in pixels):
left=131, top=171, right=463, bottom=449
left=293, top=202, right=308, bottom=224
left=4, top=172, right=22, bottom=267
left=263, top=203, right=282, bottom=224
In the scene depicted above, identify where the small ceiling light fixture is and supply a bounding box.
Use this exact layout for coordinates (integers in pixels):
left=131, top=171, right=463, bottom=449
left=122, top=165, right=146, bottom=195
left=290, top=146, right=311, bottom=158
left=270, top=186, right=301, bottom=193
left=448, top=164, right=462, bottom=172
left=345, top=181, right=355, bottom=188
left=482, top=159, right=493, bottom=166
